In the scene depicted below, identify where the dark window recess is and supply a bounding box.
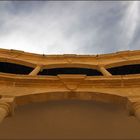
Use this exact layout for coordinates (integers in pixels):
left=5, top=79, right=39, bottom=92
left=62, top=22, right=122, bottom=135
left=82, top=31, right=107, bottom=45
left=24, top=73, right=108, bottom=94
left=107, top=64, right=140, bottom=75
left=39, top=68, right=102, bottom=76
left=0, top=62, right=33, bottom=74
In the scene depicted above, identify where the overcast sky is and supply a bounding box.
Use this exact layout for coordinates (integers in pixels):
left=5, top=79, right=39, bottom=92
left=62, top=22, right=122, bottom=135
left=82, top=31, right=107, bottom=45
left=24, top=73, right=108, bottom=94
left=0, top=1, right=140, bottom=54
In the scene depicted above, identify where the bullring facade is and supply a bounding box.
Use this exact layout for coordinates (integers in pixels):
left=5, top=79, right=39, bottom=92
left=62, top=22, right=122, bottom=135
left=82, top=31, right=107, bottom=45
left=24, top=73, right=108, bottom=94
left=0, top=48, right=140, bottom=123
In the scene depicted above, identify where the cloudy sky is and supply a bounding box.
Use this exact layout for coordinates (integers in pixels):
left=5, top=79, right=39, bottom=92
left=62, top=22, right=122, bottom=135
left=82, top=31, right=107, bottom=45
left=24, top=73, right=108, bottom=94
left=0, top=1, right=140, bottom=54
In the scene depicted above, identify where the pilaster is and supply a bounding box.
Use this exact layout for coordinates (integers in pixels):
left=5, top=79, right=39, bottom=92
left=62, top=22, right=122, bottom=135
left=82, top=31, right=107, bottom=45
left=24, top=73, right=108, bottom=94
left=132, top=102, right=140, bottom=121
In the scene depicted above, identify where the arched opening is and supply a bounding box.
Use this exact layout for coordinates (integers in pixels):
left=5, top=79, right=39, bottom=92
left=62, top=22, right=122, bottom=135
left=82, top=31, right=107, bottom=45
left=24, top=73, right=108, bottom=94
left=1, top=100, right=140, bottom=139
left=0, top=62, right=33, bottom=74
left=15, top=91, right=127, bottom=106
left=107, top=64, right=140, bottom=75
left=38, top=67, right=102, bottom=76
left=5, top=92, right=138, bottom=140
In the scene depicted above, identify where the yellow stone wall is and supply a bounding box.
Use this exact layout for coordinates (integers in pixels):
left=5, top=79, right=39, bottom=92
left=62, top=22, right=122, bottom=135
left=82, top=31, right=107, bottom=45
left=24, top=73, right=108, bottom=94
left=0, top=48, right=140, bottom=122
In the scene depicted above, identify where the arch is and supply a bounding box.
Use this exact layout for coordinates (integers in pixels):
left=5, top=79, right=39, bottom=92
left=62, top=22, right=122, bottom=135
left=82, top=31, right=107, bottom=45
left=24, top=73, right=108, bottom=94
left=15, top=91, right=128, bottom=106
left=0, top=62, right=34, bottom=74
left=107, top=64, right=140, bottom=75
left=39, top=67, right=102, bottom=76
left=0, top=57, right=35, bottom=68
left=105, top=59, right=140, bottom=69
left=43, top=63, right=98, bottom=69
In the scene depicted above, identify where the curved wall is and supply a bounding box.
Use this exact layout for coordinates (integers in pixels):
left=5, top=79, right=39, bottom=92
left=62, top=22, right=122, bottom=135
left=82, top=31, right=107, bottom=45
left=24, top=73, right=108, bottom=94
left=0, top=49, right=140, bottom=123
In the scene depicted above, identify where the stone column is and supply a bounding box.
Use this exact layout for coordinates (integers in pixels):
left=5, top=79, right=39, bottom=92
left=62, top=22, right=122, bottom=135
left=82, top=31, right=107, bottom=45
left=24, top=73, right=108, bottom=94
left=29, top=65, right=42, bottom=76
left=132, top=102, right=140, bottom=120
left=98, top=66, right=112, bottom=76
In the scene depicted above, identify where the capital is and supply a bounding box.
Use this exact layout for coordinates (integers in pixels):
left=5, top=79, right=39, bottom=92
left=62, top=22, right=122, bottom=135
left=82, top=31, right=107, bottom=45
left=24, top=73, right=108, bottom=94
left=0, top=97, right=15, bottom=123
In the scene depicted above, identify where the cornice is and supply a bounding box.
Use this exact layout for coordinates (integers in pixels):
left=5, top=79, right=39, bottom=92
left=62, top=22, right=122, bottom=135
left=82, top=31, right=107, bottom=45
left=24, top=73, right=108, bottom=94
left=0, top=48, right=140, bottom=68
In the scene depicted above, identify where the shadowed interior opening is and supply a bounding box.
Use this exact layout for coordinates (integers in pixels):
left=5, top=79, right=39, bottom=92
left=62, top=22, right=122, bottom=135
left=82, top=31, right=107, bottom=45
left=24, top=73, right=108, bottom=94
left=1, top=100, right=140, bottom=139
left=39, top=67, right=102, bottom=76
left=0, top=62, right=33, bottom=74
left=107, top=64, right=140, bottom=75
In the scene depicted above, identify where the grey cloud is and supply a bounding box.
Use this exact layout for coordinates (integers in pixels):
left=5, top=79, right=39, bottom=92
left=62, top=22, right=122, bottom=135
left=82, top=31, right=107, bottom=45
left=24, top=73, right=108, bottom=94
left=0, top=1, right=139, bottom=54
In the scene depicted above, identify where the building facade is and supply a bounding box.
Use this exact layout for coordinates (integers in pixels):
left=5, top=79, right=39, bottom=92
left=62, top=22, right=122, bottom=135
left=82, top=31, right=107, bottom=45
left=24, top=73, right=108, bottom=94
left=0, top=48, right=140, bottom=123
